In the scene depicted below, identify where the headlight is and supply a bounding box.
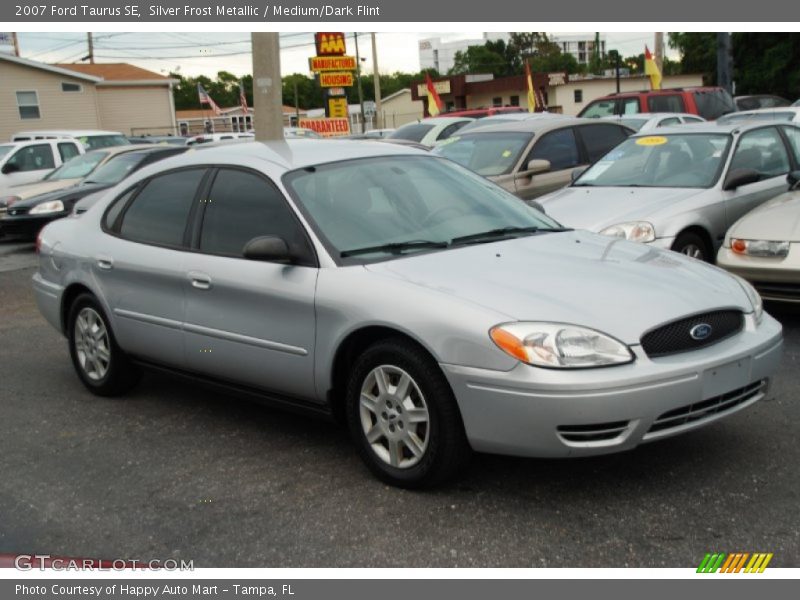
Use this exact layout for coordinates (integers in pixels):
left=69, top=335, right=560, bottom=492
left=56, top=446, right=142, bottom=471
left=0, top=196, right=21, bottom=208
left=29, top=200, right=65, bottom=215
left=599, top=221, right=656, bottom=243
left=731, top=238, right=790, bottom=258
left=732, top=275, right=763, bottom=325
left=490, top=322, right=634, bottom=368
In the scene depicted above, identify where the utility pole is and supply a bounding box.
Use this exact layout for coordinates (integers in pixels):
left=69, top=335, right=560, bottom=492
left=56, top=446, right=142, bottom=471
left=371, top=33, right=382, bottom=130
left=293, top=80, right=300, bottom=125
left=716, top=32, right=733, bottom=94
left=654, top=32, right=664, bottom=73
left=11, top=32, right=20, bottom=57
left=354, top=32, right=366, bottom=133
left=609, top=50, right=621, bottom=93
left=87, top=32, right=94, bottom=63
left=251, top=33, right=284, bottom=141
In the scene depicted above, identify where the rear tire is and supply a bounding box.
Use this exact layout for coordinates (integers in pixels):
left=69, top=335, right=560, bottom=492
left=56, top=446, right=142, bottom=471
left=67, top=293, right=140, bottom=396
left=672, top=231, right=711, bottom=262
left=345, top=338, right=472, bottom=488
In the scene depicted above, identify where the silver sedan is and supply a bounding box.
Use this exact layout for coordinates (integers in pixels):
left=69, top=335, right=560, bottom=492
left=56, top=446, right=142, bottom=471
left=33, top=140, right=782, bottom=487
left=538, top=121, right=800, bottom=262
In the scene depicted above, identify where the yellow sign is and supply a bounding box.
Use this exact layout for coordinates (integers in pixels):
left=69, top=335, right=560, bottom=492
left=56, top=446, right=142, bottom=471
left=298, top=118, right=351, bottom=137
left=320, top=72, right=354, bottom=88
left=327, top=96, right=349, bottom=119
left=636, top=136, right=668, bottom=146
left=310, top=56, right=357, bottom=72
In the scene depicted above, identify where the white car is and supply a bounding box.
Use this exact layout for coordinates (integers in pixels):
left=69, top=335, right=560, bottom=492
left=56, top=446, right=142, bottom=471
left=0, top=139, right=85, bottom=190
left=717, top=107, right=800, bottom=125
left=602, top=113, right=706, bottom=132
left=388, top=117, right=474, bottom=147
left=11, top=130, right=129, bottom=151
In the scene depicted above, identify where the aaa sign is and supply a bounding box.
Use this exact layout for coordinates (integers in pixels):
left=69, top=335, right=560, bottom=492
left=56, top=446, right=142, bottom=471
left=315, top=32, right=347, bottom=56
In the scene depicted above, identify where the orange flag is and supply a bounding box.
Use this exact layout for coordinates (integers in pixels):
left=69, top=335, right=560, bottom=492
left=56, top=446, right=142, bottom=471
left=425, top=73, right=444, bottom=117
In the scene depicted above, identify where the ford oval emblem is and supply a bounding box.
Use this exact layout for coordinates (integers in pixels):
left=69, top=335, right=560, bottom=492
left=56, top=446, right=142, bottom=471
left=690, top=323, right=713, bottom=340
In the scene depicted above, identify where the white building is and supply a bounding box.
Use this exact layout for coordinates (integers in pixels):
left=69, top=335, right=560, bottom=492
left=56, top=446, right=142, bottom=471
left=550, top=34, right=607, bottom=66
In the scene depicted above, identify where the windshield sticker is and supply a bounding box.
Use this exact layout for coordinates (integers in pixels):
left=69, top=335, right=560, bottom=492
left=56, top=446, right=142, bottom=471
left=636, top=136, right=668, bottom=146
left=502, top=150, right=512, bottom=157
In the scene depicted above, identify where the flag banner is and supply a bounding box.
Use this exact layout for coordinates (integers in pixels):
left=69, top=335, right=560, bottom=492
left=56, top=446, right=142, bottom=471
left=645, top=45, right=663, bottom=90
left=197, top=83, right=222, bottom=115
left=425, top=73, right=444, bottom=117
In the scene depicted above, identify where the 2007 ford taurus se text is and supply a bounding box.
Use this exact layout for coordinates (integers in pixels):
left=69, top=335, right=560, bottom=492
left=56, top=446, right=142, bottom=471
left=32, top=140, right=783, bottom=487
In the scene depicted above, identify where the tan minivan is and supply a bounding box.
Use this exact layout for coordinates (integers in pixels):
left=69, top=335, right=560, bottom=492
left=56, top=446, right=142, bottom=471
left=433, top=118, right=633, bottom=202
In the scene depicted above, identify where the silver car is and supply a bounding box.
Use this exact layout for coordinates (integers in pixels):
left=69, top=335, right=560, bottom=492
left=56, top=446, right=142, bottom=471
left=539, top=122, right=800, bottom=262
left=33, top=140, right=782, bottom=488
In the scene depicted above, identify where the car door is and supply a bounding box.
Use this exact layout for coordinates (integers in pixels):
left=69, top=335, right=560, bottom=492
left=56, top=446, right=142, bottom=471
left=0, top=143, right=57, bottom=187
left=514, top=127, right=581, bottom=199
left=95, top=168, right=209, bottom=368
left=723, top=126, right=794, bottom=228
left=182, top=167, right=319, bottom=401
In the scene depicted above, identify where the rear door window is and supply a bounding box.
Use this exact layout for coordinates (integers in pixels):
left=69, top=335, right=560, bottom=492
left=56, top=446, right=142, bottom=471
left=647, top=95, right=686, bottom=113
left=693, top=90, right=736, bottom=120
left=58, top=142, right=81, bottom=162
left=118, top=169, right=206, bottom=247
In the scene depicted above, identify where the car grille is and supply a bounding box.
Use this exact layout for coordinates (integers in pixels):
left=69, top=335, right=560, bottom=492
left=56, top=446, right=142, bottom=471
left=647, top=379, right=766, bottom=435
left=752, top=281, right=800, bottom=302
left=557, top=420, right=630, bottom=444
left=640, top=310, right=744, bottom=358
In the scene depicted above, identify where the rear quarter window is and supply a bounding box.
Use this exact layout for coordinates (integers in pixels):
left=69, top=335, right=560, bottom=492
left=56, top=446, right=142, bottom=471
left=647, top=95, right=686, bottom=113
left=693, top=90, right=736, bottom=120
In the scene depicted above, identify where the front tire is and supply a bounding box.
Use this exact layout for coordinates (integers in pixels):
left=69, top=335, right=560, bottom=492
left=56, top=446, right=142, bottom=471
left=345, top=338, right=471, bottom=488
left=67, top=293, right=140, bottom=396
left=672, top=231, right=711, bottom=262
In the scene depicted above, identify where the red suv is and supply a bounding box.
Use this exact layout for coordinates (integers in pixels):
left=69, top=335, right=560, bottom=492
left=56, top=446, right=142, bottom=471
left=577, top=87, right=736, bottom=121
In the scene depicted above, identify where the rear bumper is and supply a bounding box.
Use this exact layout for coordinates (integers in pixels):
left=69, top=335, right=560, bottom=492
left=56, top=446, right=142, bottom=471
left=442, top=313, right=782, bottom=457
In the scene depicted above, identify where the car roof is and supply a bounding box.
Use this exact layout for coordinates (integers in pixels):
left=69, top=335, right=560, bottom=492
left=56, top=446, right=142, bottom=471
left=630, top=120, right=800, bottom=136
left=416, top=116, right=475, bottom=125
left=453, top=117, right=613, bottom=135
left=603, top=112, right=703, bottom=120
left=725, top=107, right=800, bottom=116
left=140, top=139, right=427, bottom=172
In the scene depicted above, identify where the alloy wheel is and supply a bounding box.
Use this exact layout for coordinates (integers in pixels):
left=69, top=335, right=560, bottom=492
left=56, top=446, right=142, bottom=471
left=73, top=307, right=111, bottom=381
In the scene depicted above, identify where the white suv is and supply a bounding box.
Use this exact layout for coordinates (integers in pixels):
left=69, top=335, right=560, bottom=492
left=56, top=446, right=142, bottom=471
left=11, top=130, right=129, bottom=151
left=0, top=139, right=85, bottom=190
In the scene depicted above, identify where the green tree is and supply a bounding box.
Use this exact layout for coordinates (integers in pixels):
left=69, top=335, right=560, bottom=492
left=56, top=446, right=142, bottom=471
left=668, top=33, right=717, bottom=84
left=449, top=45, right=509, bottom=77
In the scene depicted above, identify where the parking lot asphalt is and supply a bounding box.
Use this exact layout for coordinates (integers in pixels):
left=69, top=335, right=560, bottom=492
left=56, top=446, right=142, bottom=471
left=1, top=248, right=798, bottom=568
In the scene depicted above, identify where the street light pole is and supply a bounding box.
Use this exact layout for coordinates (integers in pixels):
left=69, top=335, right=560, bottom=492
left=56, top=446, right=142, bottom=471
left=354, top=32, right=366, bottom=133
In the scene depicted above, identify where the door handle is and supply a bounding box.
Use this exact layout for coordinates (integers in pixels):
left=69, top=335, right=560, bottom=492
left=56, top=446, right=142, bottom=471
left=188, top=271, right=212, bottom=290
left=95, top=256, right=114, bottom=270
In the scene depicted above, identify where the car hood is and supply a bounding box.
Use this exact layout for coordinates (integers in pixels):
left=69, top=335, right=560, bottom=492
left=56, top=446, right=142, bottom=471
left=364, top=230, right=751, bottom=344
left=6, top=178, right=82, bottom=201
left=538, top=186, right=707, bottom=231
left=11, top=182, right=109, bottom=209
left=728, top=190, right=800, bottom=241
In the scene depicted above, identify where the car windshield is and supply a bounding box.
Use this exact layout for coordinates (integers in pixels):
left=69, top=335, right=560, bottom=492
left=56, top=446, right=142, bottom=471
left=433, top=132, right=533, bottom=176
left=44, top=151, right=109, bottom=181
left=84, top=153, right=144, bottom=185
left=719, top=111, right=796, bottom=124
left=283, top=155, right=561, bottom=261
left=0, top=145, right=13, bottom=160
left=575, top=133, right=731, bottom=188
left=81, top=135, right=130, bottom=150
left=388, top=123, right=435, bottom=143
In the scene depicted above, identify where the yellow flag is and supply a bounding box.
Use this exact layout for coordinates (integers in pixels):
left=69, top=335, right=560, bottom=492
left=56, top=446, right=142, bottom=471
left=644, top=45, right=662, bottom=90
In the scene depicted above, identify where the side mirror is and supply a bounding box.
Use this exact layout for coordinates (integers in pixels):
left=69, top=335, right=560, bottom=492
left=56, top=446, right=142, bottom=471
left=243, top=236, right=293, bottom=263
left=1, top=163, right=20, bottom=175
left=571, top=166, right=588, bottom=183
left=526, top=159, right=551, bottom=175
left=787, top=170, right=800, bottom=190
left=723, top=168, right=761, bottom=191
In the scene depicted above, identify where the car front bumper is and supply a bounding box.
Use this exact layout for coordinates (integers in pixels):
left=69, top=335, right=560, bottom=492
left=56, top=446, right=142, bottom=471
left=441, top=313, right=782, bottom=457
left=717, top=246, right=800, bottom=302
left=0, top=212, right=68, bottom=238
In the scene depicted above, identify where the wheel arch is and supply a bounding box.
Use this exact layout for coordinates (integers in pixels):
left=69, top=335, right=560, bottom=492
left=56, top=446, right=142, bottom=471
left=672, top=225, right=715, bottom=259
left=60, top=282, right=96, bottom=335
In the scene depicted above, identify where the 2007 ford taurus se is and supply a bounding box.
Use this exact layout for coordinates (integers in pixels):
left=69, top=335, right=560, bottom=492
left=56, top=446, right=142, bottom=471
left=32, top=140, right=783, bottom=487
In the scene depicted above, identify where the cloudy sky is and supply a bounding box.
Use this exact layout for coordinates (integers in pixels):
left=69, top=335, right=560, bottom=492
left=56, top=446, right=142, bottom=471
left=7, top=32, right=678, bottom=78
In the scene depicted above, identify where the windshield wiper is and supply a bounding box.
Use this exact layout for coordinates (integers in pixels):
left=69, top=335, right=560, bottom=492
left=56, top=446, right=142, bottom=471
left=449, top=226, right=544, bottom=246
left=340, top=240, right=449, bottom=258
